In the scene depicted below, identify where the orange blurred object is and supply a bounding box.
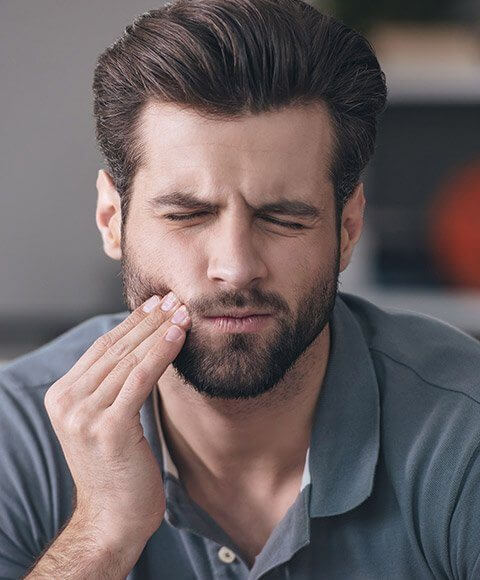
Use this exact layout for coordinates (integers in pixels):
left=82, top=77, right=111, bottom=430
left=427, top=160, right=480, bottom=289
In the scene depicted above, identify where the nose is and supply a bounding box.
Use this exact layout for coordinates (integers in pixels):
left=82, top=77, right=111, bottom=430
left=206, top=214, right=268, bottom=290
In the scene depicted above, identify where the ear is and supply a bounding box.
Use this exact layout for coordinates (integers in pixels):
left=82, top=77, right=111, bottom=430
left=95, top=169, right=122, bottom=261
left=339, top=182, right=366, bottom=273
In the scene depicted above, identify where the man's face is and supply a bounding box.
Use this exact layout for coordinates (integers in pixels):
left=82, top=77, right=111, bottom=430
left=120, top=102, right=340, bottom=400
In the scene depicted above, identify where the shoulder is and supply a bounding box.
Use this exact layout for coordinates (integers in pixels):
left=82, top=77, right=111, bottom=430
left=0, top=311, right=129, bottom=392
left=0, top=310, right=129, bottom=498
left=338, top=293, right=480, bottom=574
left=338, top=291, right=480, bottom=499
left=338, top=291, right=480, bottom=405
left=0, top=309, right=129, bottom=458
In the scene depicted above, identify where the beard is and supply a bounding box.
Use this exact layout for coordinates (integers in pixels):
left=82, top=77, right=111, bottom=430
left=120, top=231, right=340, bottom=401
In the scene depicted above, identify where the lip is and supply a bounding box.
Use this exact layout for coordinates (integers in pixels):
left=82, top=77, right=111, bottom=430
left=205, top=310, right=271, bottom=318
left=202, top=314, right=272, bottom=333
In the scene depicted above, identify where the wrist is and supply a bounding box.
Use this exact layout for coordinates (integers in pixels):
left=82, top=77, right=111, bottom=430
left=70, top=509, right=152, bottom=556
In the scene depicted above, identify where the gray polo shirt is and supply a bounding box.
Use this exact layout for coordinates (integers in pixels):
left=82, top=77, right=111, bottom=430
left=1, top=292, right=480, bottom=579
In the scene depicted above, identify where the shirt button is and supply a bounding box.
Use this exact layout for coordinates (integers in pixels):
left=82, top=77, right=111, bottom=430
left=218, top=546, right=236, bottom=564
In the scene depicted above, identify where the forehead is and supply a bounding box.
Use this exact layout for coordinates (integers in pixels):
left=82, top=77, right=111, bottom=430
left=133, top=101, right=334, bottom=201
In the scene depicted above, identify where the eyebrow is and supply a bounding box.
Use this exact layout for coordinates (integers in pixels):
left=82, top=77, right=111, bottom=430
left=147, top=191, right=323, bottom=220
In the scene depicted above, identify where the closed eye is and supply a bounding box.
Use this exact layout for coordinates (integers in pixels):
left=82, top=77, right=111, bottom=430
left=164, top=212, right=305, bottom=230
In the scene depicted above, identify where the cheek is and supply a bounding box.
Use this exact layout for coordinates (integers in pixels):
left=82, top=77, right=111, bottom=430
left=285, top=236, right=336, bottom=290
left=146, top=238, right=202, bottom=293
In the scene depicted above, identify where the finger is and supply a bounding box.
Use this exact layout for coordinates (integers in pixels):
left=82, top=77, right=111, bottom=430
left=56, top=294, right=177, bottom=387
left=88, top=306, right=191, bottom=409
left=71, top=297, right=185, bottom=399
left=109, top=319, right=189, bottom=418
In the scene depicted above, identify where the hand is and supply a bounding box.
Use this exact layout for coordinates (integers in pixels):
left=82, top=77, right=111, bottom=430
left=44, top=292, right=191, bottom=544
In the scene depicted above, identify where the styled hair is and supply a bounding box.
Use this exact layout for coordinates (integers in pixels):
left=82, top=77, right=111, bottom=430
left=93, top=0, right=387, bottom=226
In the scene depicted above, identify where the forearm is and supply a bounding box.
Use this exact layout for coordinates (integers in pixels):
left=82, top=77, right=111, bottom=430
left=23, top=513, right=148, bottom=580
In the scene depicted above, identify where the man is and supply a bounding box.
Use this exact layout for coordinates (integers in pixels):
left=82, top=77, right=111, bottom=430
left=1, top=0, right=479, bottom=578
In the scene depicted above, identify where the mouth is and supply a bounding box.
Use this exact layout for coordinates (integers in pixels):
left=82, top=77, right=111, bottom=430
left=202, top=313, right=272, bottom=333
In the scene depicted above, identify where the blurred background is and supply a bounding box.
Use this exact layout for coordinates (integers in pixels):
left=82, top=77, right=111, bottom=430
left=1, top=0, right=479, bottom=365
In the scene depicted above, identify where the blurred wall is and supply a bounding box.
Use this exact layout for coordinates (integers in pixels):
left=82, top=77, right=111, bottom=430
left=0, top=1, right=163, bottom=349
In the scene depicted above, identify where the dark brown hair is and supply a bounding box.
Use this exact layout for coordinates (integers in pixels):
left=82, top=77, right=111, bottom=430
left=92, top=0, right=387, bottom=226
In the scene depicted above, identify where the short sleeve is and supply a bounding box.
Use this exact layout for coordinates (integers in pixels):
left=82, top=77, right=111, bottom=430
left=448, top=442, right=480, bottom=579
left=0, top=373, right=75, bottom=578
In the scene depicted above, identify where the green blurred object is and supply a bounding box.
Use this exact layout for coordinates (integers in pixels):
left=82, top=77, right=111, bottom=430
left=313, top=0, right=456, bottom=33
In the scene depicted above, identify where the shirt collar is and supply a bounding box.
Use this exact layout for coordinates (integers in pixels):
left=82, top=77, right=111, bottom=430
left=307, top=292, right=380, bottom=517
left=152, top=386, right=179, bottom=478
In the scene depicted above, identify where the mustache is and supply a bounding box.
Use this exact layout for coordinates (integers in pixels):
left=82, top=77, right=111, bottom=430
left=120, top=255, right=287, bottom=315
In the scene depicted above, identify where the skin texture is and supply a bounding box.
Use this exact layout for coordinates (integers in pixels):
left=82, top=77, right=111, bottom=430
left=95, top=101, right=365, bottom=563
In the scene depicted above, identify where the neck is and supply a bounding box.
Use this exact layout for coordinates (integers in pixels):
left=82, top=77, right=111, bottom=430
left=156, top=322, right=331, bottom=493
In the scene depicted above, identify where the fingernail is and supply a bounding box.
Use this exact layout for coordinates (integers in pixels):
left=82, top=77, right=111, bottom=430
left=161, top=292, right=177, bottom=311
left=165, top=325, right=183, bottom=342
left=142, top=295, right=160, bottom=313
left=171, top=306, right=188, bottom=324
